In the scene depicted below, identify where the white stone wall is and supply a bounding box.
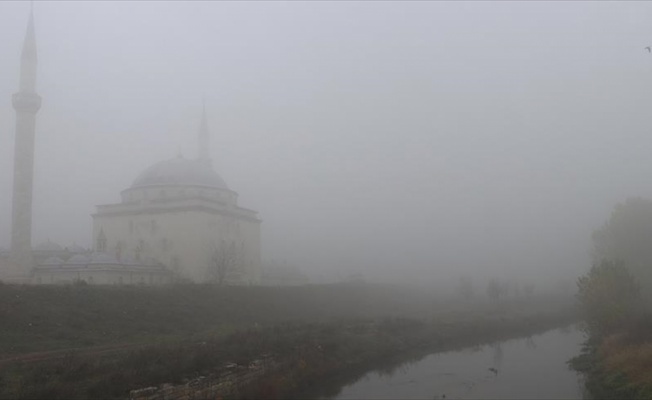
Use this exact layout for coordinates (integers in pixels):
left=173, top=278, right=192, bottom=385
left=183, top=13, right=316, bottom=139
left=33, top=266, right=172, bottom=285
left=93, top=196, right=261, bottom=284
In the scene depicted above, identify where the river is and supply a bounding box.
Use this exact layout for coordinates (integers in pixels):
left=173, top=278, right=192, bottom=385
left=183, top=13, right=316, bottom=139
left=328, top=325, right=586, bottom=399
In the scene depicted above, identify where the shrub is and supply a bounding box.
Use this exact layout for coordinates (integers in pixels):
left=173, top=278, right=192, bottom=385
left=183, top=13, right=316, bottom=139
left=576, top=259, right=641, bottom=336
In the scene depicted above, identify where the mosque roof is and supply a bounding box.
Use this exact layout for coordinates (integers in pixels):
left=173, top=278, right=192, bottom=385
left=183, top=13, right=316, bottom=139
left=67, top=254, right=90, bottom=264
left=34, top=241, right=63, bottom=252
left=42, top=256, right=64, bottom=266
left=66, top=243, right=87, bottom=253
left=89, top=252, right=119, bottom=264
left=130, top=157, right=228, bottom=190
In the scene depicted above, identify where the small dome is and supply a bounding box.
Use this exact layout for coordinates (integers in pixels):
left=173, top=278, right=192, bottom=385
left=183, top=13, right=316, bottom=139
left=67, top=254, right=90, bottom=265
left=131, top=158, right=228, bottom=190
left=42, top=256, right=64, bottom=266
left=120, top=254, right=137, bottom=265
left=34, top=241, right=63, bottom=252
left=89, top=252, right=119, bottom=264
left=67, top=244, right=87, bottom=254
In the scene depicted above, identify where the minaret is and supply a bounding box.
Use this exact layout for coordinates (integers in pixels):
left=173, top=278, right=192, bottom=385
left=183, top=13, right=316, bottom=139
left=198, top=99, right=211, bottom=163
left=11, top=5, right=41, bottom=268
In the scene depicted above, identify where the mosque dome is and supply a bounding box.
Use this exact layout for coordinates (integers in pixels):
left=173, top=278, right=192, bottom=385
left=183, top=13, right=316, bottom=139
left=131, top=157, right=228, bottom=190
left=34, top=241, right=63, bottom=252
left=89, top=252, right=119, bottom=264
left=42, top=256, right=64, bottom=266
left=120, top=254, right=137, bottom=265
left=66, top=243, right=87, bottom=254
left=67, top=254, right=90, bottom=265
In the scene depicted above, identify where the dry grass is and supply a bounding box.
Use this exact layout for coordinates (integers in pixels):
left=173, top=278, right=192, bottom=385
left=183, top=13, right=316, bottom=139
left=600, top=334, right=652, bottom=389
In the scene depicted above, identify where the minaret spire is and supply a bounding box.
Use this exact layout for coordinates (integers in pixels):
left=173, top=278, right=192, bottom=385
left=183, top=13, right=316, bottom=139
left=19, top=3, right=37, bottom=92
left=11, top=4, right=42, bottom=269
left=198, top=98, right=211, bottom=163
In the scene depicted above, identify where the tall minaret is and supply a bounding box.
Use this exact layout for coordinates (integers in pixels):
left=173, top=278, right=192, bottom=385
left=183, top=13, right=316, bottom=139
left=198, top=99, right=211, bottom=163
left=11, top=5, right=41, bottom=268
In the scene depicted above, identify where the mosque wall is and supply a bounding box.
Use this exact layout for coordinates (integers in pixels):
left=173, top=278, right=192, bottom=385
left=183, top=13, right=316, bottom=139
left=33, top=267, right=173, bottom=285
left=93, top=207, right=261, bottom=284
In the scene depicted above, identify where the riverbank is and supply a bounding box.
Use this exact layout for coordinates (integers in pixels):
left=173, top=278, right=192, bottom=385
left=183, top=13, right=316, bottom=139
left=0, top=282, right=571, bottom=355
left=0, top=283, right=577, bottom=399
left=283, top=311, right=579, bottom=400
left=0, top=282, right=451, bottom=355
left=0, top=310, right=577, bottom=399
left=329, top=324, right=584, bottom=399
left=571, top=318, right=652, bottom=399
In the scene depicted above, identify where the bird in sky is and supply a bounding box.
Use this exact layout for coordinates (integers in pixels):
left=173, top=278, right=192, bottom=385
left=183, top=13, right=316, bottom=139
left=645, top=46, right=651, bottom=53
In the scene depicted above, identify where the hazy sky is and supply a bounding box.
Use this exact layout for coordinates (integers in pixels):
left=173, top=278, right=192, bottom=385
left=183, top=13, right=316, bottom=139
left=2, top=1, right=652, bottom=284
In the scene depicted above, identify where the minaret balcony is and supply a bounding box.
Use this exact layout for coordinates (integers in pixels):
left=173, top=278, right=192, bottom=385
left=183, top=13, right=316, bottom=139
left=12, top=92, right=41, bottom=113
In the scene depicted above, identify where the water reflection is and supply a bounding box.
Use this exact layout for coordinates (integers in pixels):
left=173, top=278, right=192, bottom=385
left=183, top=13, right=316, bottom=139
left=330, top=325, right=584, bottom=400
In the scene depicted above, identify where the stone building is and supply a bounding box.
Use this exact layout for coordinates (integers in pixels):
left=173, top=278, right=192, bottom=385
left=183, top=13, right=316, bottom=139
left=92, top=108, right=262, bottom=284
left=3, top=7, right=262, bottom=285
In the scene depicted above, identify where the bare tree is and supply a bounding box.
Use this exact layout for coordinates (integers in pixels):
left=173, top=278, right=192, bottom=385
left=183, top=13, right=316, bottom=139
left=457, top=276, right=474, bottom=301
left=208, top=240, right=243, bottom=286
left=487, top=278, right=506, bottom=302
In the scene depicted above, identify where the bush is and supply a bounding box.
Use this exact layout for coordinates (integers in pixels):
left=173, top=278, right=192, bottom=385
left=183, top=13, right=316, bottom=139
left=576, top=259, right=641, bottom=336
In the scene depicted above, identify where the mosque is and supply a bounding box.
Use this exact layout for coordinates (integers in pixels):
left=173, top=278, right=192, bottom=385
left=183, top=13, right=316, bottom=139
left=0, top=9, right=262, bottom=285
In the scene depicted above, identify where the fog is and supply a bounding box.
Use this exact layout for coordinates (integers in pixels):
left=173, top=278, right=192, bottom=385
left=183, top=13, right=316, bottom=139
left=2, top=1, right=652, bottom=285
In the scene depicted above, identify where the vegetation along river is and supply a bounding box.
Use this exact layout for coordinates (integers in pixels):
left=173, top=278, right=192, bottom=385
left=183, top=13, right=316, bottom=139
left=327, top=325, right=585, bottom=400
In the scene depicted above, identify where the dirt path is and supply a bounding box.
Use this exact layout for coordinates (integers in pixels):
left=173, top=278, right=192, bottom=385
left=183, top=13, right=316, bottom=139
left=0, top=342, right=147, bottom=366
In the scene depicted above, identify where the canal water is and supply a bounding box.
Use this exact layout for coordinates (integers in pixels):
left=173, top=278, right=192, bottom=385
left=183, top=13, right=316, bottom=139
left=330, top=325, right=586, bottom=399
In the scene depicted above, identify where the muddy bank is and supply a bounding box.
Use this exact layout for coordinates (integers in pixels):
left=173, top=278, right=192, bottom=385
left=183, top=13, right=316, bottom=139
left=125, top=310, right=578, bottom=400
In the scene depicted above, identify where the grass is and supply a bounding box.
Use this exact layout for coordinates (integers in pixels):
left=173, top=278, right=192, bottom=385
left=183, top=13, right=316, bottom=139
left=0, top=282, right=572, bottom=355
left=0, top=282, right=577, bottom=399
left=571, top=315, right=652, bottom=400
left=597, top=334, right=652, bottom=398
left=0, top=313, right=577, bottom=400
